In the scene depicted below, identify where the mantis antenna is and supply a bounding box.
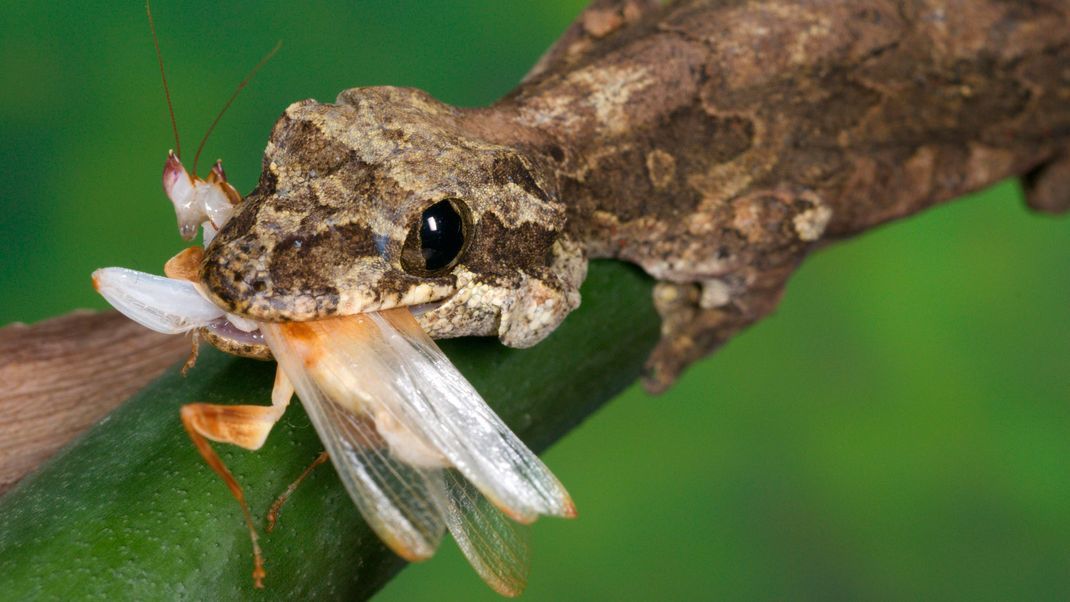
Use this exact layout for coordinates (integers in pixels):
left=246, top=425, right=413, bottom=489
left=146, top=0, right=181, bottom=159
left=192, top=40, right=282, bottom=174
left=146, top=0, right=280, bottom=174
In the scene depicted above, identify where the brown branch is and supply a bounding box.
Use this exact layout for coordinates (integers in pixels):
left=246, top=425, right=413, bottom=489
left=498, top=0, right=1070, bottom=388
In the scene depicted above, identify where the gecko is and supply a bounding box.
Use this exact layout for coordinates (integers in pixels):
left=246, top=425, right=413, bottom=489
left=192, top=0, right=1070, bottom=394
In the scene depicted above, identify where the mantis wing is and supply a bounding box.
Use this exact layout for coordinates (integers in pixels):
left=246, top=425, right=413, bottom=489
left=262, top=321, right=446, bottom=561
left=261, top=309, right=570, bottom=594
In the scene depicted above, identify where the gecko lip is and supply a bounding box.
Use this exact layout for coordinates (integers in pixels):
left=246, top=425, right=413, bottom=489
left=201, top=256, right=458, bottom=322
left=201, top=297, right=450, bottom=356
left=194, top=298, right=461, bottom=364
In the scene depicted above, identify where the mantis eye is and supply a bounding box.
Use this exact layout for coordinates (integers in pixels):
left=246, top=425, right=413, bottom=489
left=401, top=199, right=470, bottom=275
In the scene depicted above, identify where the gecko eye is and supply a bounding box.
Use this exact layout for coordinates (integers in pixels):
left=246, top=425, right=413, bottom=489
left=401, top=199, right=470, bottom=275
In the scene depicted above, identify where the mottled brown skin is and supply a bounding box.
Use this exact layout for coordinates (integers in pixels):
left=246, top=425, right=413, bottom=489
left=203, top=88, right=585, bottom=351
left=201, top=0, right=1070, bottom=391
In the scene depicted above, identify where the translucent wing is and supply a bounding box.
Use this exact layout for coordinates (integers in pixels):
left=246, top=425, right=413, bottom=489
left=371, top=309, right=574, bottom=522
left=261, top=322, right=446, bottom=561
left=279, top=309, right=574, bottom=522
left=432, top=469, right=531, bottom=597
left=263, top=310, right=566, bottom=594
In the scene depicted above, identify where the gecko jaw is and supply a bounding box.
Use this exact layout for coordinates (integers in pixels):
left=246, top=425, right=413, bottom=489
left=186, top=293, right=457, bottom=361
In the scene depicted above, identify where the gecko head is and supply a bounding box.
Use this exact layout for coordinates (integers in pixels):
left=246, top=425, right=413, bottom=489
left=202, top=86, right=584, bottom=347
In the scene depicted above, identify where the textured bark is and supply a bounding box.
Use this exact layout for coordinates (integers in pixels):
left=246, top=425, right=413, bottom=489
left=494, top=0, right=1070, bottom=389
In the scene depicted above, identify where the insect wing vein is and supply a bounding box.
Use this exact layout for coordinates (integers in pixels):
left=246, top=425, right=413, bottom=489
left=435, top=469, right=531, bottom=597
left=261, top=322, right=446, bottom=561
left=367, top=310, right=574, bottom=521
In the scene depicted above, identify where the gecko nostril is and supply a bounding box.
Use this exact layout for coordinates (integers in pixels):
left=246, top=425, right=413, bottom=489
left=548, top=145, right=565, bottom=163
left=252, top=279, right=267, bottom=293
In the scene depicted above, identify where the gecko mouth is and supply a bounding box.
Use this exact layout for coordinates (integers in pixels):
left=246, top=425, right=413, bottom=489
left=93, top=266, right=456, bottom=360
left=209, top=297, right=453, bottom=357
left=205, top=316, right=265, bottom=347
left=407, top=299, right=448, bottom=317
left=208, top=298, right=445, bottom=345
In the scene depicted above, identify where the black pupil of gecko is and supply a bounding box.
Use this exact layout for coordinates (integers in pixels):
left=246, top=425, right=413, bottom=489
left=419, top=200, right=465, bottom=271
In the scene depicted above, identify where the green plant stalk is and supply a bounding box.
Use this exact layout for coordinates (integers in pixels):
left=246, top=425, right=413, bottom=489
left=0, top=260, right=658, bottom=600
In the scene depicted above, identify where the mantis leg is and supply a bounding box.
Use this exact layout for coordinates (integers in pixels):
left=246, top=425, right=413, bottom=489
left=266, top=450, right=330, bottom=533
left=179, top=367, right=294, bottom=588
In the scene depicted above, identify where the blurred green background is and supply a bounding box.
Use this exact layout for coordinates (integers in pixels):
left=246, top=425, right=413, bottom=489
left=2, top=1, right=1068, bottom=600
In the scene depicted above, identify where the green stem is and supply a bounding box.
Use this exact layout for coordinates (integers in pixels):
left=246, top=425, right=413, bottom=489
left=0, top=260, right=657, bottom=600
